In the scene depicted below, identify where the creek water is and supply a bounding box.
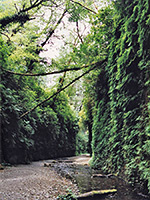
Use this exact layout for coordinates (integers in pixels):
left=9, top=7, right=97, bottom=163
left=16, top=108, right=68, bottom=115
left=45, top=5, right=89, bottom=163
left=52, top=155, right=149, bottom=200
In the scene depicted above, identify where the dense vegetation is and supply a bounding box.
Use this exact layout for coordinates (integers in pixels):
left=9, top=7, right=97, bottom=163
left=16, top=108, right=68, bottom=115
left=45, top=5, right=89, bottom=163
left=0, top=0, right=150, bottom=194
left=0, top=0, right=82, bottom=163
left=90, top=0, right=150, bottom=194
left=1, top=36, right=78, bottom=163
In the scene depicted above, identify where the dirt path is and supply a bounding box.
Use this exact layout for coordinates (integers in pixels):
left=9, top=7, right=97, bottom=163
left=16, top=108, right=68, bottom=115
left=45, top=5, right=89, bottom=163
left=1, top=155, right=149, bottom=200
left=0, top=155, right=88, bottom=200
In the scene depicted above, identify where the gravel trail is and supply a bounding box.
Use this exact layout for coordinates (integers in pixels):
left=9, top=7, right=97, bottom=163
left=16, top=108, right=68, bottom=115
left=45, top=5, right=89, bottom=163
left=0, top=159, right=80, bottom=200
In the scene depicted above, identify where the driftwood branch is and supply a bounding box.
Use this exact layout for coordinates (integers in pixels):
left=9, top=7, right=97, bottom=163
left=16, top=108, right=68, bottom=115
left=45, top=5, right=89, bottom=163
left=75, top=189, right=117, bottom=199
left=2, top=61, right=101, bottom=76
left=20, top=59, right=106, bottom=118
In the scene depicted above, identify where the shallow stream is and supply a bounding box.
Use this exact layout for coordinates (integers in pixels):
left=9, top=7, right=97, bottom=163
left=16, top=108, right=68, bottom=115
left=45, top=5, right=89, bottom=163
left=52, top=155, right=149, bottom=200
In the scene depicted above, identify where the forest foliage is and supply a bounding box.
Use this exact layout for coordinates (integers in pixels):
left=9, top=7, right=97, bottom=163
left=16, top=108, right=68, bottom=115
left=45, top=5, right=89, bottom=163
left=1, top=36, right=78, bottom=163
left=90, top=0, right=150, bottom=194
left=0, top=0, right=85, bottom=163
left=0, top=0, right=150, bottom=194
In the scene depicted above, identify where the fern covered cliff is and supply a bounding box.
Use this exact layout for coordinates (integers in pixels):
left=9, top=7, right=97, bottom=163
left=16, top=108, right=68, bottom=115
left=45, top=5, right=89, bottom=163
left=92, top=0, right=150, bottom=193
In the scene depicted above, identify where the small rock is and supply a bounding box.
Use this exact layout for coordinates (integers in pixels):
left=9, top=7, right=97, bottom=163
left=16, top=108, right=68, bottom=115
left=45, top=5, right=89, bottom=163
left=44, top=163, right=51, bottom=167
left=0, top=164, right=4, bottom=170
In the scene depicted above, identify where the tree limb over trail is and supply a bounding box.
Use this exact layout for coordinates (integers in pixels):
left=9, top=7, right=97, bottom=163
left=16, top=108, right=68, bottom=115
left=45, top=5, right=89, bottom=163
left=20, top=58, right=107, bottom=118
left=2, top=61, right=102, bottom=76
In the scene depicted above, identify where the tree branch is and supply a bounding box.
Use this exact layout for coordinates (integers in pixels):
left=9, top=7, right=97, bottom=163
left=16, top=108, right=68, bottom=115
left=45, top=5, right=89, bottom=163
left=70, top=0, right=97, bottom=14
left=2, top=61, right=101, bottom=76
left=0, top=0, right=46, bottom=28
left=41, top=9, right=67, bottom=47
left=76, top=21, right=84, bottom=44
left=20, top=0, right=46, bottom=13
left=0, top=31, right=11, bottom=41
left=20, top=58, right=107, bottom=118
left=26, top=8, right=67, bottom=71
left=0, top=14, right=32, bottom=28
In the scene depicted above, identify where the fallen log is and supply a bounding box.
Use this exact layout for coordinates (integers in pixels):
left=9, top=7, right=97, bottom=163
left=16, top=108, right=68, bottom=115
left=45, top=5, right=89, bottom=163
left=75, top=189, right=117, bottom=199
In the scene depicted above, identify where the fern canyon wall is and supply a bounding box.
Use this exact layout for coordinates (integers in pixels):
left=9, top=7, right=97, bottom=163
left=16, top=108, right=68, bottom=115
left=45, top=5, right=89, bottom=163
left=1, top=0, right=150, bottom=195
left=92, top=0, right=150, bottom=193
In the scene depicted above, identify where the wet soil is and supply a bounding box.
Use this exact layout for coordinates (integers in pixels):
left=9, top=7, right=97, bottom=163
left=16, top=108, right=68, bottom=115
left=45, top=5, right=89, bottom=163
left=53, top=154, right=150, bottom=200
left=0, top=154, right=149, bottom=200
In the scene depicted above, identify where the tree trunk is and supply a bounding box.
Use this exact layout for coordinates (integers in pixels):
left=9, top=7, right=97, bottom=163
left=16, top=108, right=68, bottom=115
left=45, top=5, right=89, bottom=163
left=88, top=123, right=92, bottom=156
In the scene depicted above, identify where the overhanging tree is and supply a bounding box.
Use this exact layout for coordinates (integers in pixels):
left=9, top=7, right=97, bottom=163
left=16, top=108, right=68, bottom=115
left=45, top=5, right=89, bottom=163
left=0, top=0, right=105, bottom=117
left=0, top=0, right=102, bottom=163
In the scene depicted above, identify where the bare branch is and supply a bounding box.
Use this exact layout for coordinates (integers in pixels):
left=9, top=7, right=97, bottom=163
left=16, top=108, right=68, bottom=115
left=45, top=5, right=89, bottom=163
left=41, top=9, right=67, bottom=47
left=20, top=0, right=46, bottom=13
left=2, top=61, right=102, bottom=76
left=42, top=0, right=60, bottom=7
left=76, top=21, right=84, bottom=44
left=20, top=58, right=107, bottom=118
left=14, top=3, right=19, bottom=13
left=70, top=0, right=97, bottom=14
